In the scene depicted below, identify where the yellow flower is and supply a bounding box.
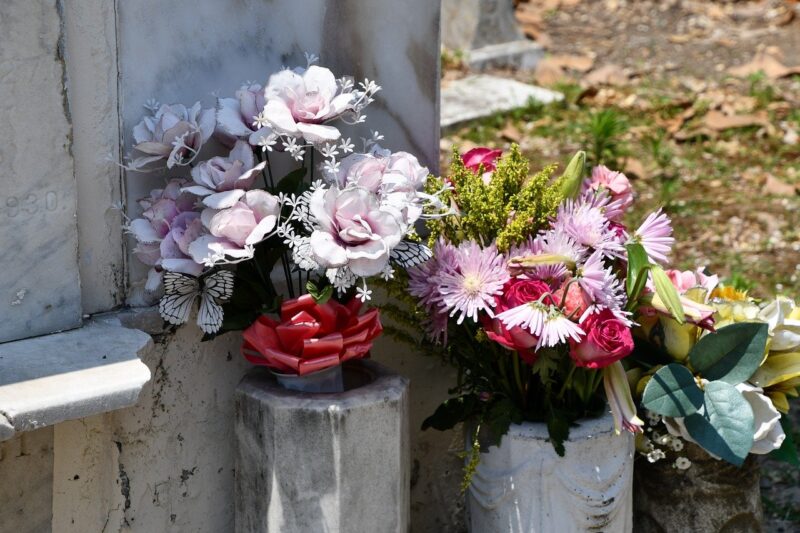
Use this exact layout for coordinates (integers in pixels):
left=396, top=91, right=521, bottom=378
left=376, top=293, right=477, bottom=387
left=710, top=285, right=749, bottom=301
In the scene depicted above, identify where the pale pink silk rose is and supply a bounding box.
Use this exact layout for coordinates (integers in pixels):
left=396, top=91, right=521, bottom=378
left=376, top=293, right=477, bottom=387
left=130, top=102, right=215, bottom=169
left=307, top=187, right=403, bottom=276
left=189, top=189, right=280, bottom=264
left=332, top=149, right=429, bottom=227
left=183, top=140, right=266, bottom=209
left=262, top=65, right=355, bottom=143
left=216, top=83, right=272, bottom=146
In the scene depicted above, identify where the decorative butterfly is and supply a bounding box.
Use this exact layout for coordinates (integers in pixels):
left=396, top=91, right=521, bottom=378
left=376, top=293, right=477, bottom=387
left=390, top=240, right=433, bottom=268
left=158, top=270, right=235, bottom=334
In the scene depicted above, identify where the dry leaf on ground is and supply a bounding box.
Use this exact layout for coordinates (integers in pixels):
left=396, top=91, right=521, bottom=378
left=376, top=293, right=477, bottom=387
left=703, top=110, right=771, bottom=131
left=763, top=174, right=798, bottom=197
left=728, top=50, right=800, bottom=79
left=582, top=64, right=630, bottom=86
left=500, top=124, right=522, bottom=143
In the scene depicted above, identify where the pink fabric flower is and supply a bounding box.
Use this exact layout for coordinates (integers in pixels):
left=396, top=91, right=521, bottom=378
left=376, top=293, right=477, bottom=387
left=331, top=148, right=429, bottom=227
left=184, top=140, right=266, bottom=208
left=127, top=179, right=204, bottom=289
left=216, top=83, right=271, bottom=146
left=568, top=309, right=633, bottom=369
left=586, top=166, right=633, bottom=215
left=190, top=190, right=280, bottom=264
left=462, top=147, right=502, bottom=184
left=130, top=102, right=215, bottom=169
left=262, top=66, right=355, bottom=143
left=666, top=268, right=719, bottom=295
left=307, top=187, right=403, bottom=276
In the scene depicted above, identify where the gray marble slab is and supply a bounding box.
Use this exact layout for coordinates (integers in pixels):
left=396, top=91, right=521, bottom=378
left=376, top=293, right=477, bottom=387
left=0, top=0, right=82, bottom=343
left=117, top=0, right=441, bottom=240
left=441, top=75, right=563, bottom=128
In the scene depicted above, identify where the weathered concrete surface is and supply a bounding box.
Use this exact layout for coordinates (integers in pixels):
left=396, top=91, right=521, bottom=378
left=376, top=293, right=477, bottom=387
left=633, top=442, right=763, bottom=532
left=467, top=413, right=634, bottom=532
left=49, top=321, right=251, bottom=532
left=441, top=0, right=542, bottom=71
left=441, top=75, right=562, bottom=129
left=0, top=317, right=152, bottom=442
left=63, top=0, right=126, bottom=314
left=371, top=336, right=466, bottom=533
left=0, top=427, right=54, bottom=533
left=0, top=0, right=82, bottom=342
left=235, top=361, right=409, bottom=533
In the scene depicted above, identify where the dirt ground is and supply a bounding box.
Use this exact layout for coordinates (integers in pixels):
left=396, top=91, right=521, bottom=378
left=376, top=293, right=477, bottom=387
left=442, top=0, right=800, bottom=530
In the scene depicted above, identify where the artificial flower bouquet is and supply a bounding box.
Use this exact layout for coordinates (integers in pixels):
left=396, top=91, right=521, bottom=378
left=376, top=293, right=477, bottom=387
left=633, top=278, right=800, bottom=468
left=123, top=55, right=445, bottom=382
left=398, top=146, right=687, bottom=458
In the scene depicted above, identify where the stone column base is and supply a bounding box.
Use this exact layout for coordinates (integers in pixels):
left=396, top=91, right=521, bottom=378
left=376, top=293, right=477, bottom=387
left=467, top=40, right=544, bottom=72
left=234, top=360, right=410, bottom=533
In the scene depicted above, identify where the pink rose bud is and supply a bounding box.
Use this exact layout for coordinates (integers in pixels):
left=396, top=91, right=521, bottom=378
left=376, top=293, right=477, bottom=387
left=462, top=147, right=502, bottom=185
left=569, top=309, right=634, bottom=369
left=586, top=165, right=634, bottom=218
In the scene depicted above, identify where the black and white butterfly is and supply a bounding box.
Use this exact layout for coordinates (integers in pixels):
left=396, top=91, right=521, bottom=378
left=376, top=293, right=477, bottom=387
left=158, top=270, right=235, bottom=334
left=390, top=241, right=433, bottom=268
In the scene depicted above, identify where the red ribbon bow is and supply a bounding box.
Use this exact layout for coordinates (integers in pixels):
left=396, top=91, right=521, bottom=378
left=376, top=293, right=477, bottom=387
left=242, top=294, right=383, bottom=375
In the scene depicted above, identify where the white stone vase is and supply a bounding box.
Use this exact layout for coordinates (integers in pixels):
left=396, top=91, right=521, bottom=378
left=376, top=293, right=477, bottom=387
left=234, top=359, right=409, bottom=533
left=466, top=412, right=634, bottom=533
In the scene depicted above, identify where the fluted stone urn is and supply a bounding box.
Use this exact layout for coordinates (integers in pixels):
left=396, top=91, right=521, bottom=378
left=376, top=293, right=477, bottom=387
left=466, top=412, right=634, bottom=532
left=234, top=360, right=409, bottom=533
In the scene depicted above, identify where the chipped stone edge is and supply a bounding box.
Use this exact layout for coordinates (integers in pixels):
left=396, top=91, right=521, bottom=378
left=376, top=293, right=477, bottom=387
left=0, top=311, right=154, bottom=442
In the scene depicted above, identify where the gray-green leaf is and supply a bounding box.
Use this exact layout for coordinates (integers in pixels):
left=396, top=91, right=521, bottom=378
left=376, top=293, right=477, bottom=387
left=642, top=364, right=704, bottom=417
left=684, top=381, right=754, bottom=466
left=689, top=322, right=769, bottom=384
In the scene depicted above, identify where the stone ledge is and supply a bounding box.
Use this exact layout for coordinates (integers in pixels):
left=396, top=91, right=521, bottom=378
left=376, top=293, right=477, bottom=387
left=0, top=314, right=153, bottom=442
left=441, top=74, right=563, bottom=129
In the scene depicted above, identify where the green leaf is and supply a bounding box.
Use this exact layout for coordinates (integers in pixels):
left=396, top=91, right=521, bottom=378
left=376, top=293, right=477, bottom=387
left=484, top=398, right=523, bottom=448
left=684, top=381, right=754, bottom=466
left=546, top=404, right=570, bottom=456
left=651, top=265, right=685, bottom=324
left=625, top=243, right=650, bottom=300
left=642, top=364, right=704, bottom=417
left=689, top=322, right=769, bottom=384
left=769, top=416, right=799, bottom=466
left=275, top=167, right=307, bottom=196
left=557, top=151, right=586, bottom=199
left=422, top=395, right=480, bottom=431
left=306, top=281, right=333, bottom=305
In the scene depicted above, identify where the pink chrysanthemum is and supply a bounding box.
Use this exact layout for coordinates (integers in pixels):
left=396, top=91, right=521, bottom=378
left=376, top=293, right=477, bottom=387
left=632, top=209, right=674, bottom=265
left=438, top=241, right=509, bottom=324
left=553, top=196, right=624, bottom=258
left=497, top=302, right=584, bottom=348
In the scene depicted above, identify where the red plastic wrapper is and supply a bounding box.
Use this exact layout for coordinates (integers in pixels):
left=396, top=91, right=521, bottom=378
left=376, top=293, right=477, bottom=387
left=241, top=294, right=383, bottom=375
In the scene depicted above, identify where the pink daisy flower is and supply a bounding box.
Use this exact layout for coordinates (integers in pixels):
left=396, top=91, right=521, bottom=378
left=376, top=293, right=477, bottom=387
left=632, top=209, right=674, bottom=265
left=497, top=302, right=584, bottom=349
left=438, top=241, right=509, bottom=324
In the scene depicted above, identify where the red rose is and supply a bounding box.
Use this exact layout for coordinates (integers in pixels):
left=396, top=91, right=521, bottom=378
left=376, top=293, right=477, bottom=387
left=241, top=294, right=383, bottom=375
left=568, top=309, right=633, bottom=369
left=482, top=278, right=554, bottom=363
left=462, top=147, right=502, bottom=177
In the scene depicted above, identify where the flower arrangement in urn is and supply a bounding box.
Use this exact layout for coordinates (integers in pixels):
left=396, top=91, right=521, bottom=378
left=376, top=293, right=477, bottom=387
left=387, top=147, right=669, bottom=459
left=123, top=54, right=447, bottom=391
left=385, top=144, right=800, bottom=479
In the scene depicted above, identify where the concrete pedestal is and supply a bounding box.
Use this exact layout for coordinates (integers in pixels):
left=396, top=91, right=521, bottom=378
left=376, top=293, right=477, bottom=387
left=234, top=360, right=410, bottom=533
left=467, top=413, right=633, bottom=532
